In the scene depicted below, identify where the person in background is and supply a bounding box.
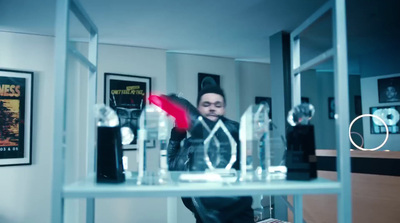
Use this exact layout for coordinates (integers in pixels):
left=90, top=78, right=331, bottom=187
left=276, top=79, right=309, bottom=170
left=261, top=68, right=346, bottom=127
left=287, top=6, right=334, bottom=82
left=167, top=86, right=254, bottom=223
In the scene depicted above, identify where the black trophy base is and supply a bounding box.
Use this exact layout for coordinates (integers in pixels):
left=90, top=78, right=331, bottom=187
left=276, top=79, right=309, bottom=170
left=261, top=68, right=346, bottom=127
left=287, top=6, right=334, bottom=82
left=285, top=125, right=317, bottom=181
left=97, top=126, right=125, bottom=183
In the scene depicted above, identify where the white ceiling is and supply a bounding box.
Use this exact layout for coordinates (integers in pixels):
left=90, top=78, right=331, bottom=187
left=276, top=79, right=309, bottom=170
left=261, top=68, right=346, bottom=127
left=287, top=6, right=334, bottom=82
left=1, top=0, right=399, bottom=72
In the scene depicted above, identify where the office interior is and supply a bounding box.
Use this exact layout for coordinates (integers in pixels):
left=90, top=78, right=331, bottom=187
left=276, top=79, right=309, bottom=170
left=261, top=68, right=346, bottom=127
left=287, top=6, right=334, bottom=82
left=0, top=0, right=399, bottom=222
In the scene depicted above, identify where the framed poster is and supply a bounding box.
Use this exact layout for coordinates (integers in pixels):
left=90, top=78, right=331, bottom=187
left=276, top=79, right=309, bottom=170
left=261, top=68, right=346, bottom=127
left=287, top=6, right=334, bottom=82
left=328, top=97, right=335, bottom=119
left=378, top=76, right=400, bottom=103
left=0, top=69, right=33, bottom=166
left=198, top=73, right=220, bottom=92
left=104, top=73, right=154, bottom=150
left=370, top=106, right=400, bottom=134
left=255, top=96, right=273, bottom=130
left=301, top=97, right=310, bottom=104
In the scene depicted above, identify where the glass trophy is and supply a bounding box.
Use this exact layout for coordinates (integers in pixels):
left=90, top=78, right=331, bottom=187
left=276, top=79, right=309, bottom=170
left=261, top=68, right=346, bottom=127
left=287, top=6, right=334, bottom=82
left=286, top=103, right=317, bottom=180
left=137, top=104, right=171, bottom=185
left=239, top=103, right=270, bottom=181
left=178, top=116, right=237, bottom=182
left=203, top=119, right=237, bottom=173
left=185, top=116, right=214, bottom=172
left=287, top=103, right=315, bottom=126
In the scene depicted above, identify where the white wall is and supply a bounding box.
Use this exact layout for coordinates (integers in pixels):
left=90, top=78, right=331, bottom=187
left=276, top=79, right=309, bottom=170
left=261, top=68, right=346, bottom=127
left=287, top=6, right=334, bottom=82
left=166, top=53, right=239, bottom=121
left=361, top=73, right=400, bottom=151
left=0, top=32, right=54, bottom=223
left=359, top=46, right=400, bottom=78
left=313, top=71, right=336, bottom=149
left=300, top=70, right=336, bottom=149
left=237, top=61, right=270, bottom=115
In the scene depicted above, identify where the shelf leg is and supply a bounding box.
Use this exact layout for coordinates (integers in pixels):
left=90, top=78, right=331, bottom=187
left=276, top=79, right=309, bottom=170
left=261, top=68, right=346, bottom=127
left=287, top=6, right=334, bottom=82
left=86, top=198, right=95, bottom=223
left=167, top=197, right=178, bottom=223
left=293, top=195, right=303, bottom=223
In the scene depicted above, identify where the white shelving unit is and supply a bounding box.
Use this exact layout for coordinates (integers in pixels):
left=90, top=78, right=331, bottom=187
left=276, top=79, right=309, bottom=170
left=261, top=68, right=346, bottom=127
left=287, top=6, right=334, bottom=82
left=51, top=0, right=351, bottom=222
left=290, top=0, right=351, bottom=222
left=52, top=0, right=98, bottom=222
left=63, top=175, right=341, bottom=199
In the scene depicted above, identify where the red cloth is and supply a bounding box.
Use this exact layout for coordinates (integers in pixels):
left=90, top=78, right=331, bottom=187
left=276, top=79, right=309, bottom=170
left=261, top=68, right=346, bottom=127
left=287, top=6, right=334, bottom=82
left=148, top=95, right=189, bottom=129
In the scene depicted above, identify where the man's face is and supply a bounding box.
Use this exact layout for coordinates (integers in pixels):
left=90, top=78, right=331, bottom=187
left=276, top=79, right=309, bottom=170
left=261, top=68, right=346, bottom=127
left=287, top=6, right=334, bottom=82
left=197, top=93, right=225, bottom=122
left=386, top=86, right=398, bottom=99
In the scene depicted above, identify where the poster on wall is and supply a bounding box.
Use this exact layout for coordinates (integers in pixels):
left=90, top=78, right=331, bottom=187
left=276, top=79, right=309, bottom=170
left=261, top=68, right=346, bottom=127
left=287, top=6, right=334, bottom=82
left=104, top=73, right=154, bottom=150
left=0, top=69, right=33, bottom=166
left=301, top=97, right=310, bottom=104
left=255, top=96, right=273, bottom=130
left=328, top=97, right=335, bottom=119
left=198, top=73, right=220, bottom=92
left=378, top=76, right=400, bottom=103
left=370, top=106, right=400, bottom=134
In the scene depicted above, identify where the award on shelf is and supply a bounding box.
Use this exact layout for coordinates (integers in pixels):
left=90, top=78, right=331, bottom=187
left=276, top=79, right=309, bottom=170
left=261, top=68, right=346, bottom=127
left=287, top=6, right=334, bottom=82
left=179, top=116, right=238, bottom=182
left=285, top=103, right=317, bottom=180
left=203, top=119, right=237, bottom=173
left=95, top=104, right=125, bottom=183
left=239, top=103, right=270, bottom=181
left=137, top=104, right=171, bottom=185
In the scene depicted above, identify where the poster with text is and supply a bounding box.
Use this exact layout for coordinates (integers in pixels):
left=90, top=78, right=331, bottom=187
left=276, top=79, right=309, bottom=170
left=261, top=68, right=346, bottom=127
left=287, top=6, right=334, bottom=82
left=0, top=69, right=33, bottom=166
left=104, top=73, right=153, bottom=150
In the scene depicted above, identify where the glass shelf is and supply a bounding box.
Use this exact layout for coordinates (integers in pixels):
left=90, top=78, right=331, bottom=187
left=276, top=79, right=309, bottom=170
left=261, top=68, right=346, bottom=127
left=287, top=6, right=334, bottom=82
left=63, top=171, right=341, bottom=198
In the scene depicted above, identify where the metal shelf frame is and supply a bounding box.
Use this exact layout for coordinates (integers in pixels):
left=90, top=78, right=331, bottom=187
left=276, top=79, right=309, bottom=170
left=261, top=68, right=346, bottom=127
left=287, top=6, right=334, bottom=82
left=62, top=174, right=341, bottom=199
left=290, top=0, right=351, bottom=222
left=52, top=0, right=98, bottom=222
left=51, top=0, right=351, bottom=223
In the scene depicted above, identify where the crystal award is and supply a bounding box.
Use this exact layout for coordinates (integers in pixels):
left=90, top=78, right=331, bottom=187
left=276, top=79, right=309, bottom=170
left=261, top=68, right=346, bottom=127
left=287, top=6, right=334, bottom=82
left=178, top=116, right=237, bottom=182
left=185, top=116, right=214, bottom=172
left=137, top=104, right=171, bottom=185
left=239, top=103, right=270, bottom=181
left=287, top=103, right=315, bottom=126
left=286, top=103, right=317, bottom=180
left=203, top=119, right=237, bottom=172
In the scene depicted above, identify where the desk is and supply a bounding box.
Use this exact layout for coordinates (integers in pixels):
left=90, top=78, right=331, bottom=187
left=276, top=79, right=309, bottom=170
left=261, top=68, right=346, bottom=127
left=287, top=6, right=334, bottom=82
left=288, top=149, right=400, bottom=222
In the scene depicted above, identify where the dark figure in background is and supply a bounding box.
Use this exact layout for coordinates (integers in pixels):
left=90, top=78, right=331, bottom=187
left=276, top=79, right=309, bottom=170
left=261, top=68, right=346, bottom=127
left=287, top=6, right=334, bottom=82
left=167, top=86, right=254, bottom=223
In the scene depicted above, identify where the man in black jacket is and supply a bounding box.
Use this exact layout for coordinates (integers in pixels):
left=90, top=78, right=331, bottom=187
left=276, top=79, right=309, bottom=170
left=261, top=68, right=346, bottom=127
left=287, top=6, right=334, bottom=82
left=167, top=86, right=254, bottom=223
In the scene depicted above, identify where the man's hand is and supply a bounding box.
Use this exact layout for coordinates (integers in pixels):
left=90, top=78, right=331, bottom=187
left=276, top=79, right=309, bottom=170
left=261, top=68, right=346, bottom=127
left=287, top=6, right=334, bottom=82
left=170, top=127, right=186, bottom=141
left=148, top=94, right=190, bottom=129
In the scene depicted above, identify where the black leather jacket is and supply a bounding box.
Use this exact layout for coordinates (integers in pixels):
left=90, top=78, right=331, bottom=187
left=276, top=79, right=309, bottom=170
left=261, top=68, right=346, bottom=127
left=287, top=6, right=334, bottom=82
left=167, top=116, right=241, bottom=171
left=165, top=93, right=242, bottom=171
left=167, top=116, right=253, bottom=223
left=164, top=94, right=253, bottom=222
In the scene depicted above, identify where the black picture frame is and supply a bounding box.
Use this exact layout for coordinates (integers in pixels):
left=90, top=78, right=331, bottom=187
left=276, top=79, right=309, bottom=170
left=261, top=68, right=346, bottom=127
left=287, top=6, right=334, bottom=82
left=328, top=97, right=335, bottom=119
left=198, top=73, right=220, bottom=92
left=378, top=76, right=400, bottom=103
left=255, top=96, right=273, bottom=130
left=301, top=97, right=310, bottom=104
left=0, top=69, right=33, bottom=166
left=369, top=106, right=400, bottom=134
left=104, top=73, right=155, bottom=150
